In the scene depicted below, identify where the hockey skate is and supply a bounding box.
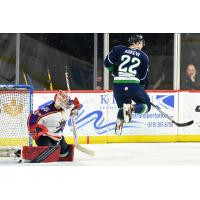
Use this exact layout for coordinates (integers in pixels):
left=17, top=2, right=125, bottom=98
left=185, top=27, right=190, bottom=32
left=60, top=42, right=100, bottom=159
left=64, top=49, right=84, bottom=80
left=115, top=118, right=124, bottom=136
left=123, top=104, right=134, bottom=123
left=14, top=149, right=22, bottom=163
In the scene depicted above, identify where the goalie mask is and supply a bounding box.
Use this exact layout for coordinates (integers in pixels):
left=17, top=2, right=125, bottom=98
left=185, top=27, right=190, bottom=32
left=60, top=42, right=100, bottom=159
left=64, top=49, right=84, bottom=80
left=54, top=90, right=71, bottom=110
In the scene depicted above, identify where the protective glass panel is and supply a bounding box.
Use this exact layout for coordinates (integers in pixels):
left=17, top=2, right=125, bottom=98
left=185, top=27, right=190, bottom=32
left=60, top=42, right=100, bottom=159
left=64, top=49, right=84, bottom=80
left=0, top=34, right=16, bottom=84
left=180, top=33, right=200, bottom=90
left=97, top=33, right=103, bottom=90
left=109, top=33, right=174, bottom=90
left=19, top=34, right=94, bottom=90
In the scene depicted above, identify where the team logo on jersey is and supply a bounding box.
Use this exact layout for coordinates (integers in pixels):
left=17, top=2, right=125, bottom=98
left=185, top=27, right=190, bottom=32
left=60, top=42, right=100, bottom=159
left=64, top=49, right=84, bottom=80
left=155, top=95, right=174, bottom=110
left=55, top=120, right=66, bottom=133
left=2, top=99, right=23, bottom=116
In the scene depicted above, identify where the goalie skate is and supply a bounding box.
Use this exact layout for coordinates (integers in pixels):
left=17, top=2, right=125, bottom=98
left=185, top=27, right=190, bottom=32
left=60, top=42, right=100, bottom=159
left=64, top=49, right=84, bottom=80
left=14, top=149, right=22, bottom=163
left=115, top=119, right=124, bottom=136
left=123, top=104, right=134, bottom=123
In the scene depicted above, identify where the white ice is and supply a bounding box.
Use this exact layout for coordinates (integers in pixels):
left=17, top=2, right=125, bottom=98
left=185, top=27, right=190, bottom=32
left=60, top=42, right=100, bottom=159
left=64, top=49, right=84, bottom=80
left=1, top=143, right=200, bottom=165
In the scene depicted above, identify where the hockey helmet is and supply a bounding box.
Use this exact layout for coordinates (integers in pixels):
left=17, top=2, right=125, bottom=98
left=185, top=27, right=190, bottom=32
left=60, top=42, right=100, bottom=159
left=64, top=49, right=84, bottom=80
left=128, top=34, right=145, bottom=46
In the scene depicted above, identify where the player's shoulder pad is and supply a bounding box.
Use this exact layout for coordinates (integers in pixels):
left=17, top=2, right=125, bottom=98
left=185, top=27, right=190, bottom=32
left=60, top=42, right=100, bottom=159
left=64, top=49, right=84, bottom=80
left=38, top=101, right=57, bottom=115
left=112, top=45, right=126, bottom=51
left=140, top=50, right=149, bottom=59
left=110, top=45, right=126, bottom=56
left=136, top=49, right=149, bottom=64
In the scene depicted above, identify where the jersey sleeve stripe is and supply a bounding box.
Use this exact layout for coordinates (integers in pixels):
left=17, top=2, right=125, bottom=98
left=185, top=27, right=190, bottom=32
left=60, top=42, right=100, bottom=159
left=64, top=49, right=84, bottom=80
left=140, top=70, right=148, bottom=81
left=108, top=55, right=114, bottom=65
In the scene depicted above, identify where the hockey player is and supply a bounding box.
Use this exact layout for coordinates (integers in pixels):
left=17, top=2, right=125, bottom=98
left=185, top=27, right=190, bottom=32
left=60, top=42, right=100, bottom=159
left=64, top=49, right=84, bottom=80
left=26, top=90, right=81, bottom=161
left=104, top=34, right=151, bottom=135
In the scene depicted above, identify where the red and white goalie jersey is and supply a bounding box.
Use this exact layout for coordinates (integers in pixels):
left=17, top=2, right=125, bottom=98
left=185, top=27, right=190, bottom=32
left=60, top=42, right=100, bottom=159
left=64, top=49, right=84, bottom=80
left=28, top=90, right=80, bottom=141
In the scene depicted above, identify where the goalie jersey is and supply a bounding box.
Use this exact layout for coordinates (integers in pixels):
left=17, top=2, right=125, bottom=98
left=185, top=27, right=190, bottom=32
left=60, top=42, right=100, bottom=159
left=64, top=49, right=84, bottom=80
left=28, top=99, right=80, bottom=141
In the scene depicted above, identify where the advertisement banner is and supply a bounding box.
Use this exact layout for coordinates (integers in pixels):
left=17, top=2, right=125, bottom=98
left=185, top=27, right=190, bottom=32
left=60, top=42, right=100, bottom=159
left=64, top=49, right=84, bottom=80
left=179, top=92, right=200, bottom=135
left=33, top=91, right=178, bottom=137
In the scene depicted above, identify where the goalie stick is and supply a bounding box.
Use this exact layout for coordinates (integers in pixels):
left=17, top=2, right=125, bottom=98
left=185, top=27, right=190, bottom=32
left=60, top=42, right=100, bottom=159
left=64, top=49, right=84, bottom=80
left=150, top=102, right=194, bottom=127
left=64, top=66, right=95, bottom=156
left=71, top=114, right=95, bottom=156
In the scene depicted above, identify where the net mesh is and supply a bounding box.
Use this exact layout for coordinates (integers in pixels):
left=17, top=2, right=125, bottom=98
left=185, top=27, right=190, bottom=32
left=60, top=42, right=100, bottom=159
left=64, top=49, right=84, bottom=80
left=0, top=86, right=31, bottom=147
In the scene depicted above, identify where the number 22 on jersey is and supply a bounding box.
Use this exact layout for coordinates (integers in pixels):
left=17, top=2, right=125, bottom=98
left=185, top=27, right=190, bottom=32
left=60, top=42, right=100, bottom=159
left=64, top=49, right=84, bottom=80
left=118, top=55, right=140, bottom=75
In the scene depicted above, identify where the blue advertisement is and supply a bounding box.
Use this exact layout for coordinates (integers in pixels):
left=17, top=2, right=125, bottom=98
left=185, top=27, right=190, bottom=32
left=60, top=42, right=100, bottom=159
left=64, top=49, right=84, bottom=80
left=34, top=92, right=178, bottom=136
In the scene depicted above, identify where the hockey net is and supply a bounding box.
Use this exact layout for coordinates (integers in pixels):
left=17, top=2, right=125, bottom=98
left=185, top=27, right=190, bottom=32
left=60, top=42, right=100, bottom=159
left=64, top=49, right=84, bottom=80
left=0, top=85, right=33, bottom=157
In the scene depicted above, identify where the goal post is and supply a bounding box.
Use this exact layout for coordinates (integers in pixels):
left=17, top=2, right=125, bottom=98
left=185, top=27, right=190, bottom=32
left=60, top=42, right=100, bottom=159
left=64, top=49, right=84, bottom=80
left=0, top=84, right=33, bottom=153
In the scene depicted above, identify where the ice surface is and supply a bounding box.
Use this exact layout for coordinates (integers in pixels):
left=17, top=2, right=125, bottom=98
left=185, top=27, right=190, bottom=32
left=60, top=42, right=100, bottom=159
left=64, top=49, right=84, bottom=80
left=1, top=143, right=200, bottom=165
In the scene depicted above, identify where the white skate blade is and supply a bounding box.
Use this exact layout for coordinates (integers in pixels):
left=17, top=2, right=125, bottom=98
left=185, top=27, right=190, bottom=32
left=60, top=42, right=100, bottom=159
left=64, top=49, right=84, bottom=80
left=115, top=119, right=123, bottom=136
left=115, top=125, right=122, bottom=136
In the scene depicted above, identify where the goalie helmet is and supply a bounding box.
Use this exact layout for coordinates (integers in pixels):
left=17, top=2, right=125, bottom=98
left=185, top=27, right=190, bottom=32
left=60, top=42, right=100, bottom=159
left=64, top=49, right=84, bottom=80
left=54, top=90, right=71, bottom=110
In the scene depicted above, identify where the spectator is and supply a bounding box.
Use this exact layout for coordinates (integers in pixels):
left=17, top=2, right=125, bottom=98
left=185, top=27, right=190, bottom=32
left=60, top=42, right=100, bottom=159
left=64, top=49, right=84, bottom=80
left=96, top=76, right=103, bottom=90
left=181, top=64, right=200, bottom=90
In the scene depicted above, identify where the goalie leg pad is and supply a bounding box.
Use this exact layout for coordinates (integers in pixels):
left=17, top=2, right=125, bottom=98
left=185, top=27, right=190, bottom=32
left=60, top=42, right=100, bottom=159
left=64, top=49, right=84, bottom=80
left=59, top=145, right=75, bottom=162
left=57, top=136, right=74, bottom=161
left=22, top=146, right=61, bottom=163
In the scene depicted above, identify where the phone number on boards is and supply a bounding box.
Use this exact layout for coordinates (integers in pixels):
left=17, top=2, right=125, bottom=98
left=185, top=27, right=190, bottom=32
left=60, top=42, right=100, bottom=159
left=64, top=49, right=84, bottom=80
left=147, top=121, right=173, bottom=128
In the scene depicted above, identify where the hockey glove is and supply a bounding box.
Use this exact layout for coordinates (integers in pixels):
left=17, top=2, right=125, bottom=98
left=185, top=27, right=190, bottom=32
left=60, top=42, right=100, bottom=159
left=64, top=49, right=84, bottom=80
left=30, top=124, right=48, bottom=140
left=73, top=97, right=80, bottom=108
left=70, top=97, right=81, bottom=116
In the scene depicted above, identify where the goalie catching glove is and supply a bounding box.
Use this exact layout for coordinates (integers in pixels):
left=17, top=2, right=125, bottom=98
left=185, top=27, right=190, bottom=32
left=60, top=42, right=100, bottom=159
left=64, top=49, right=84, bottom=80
left=70, top=97, right=80, bottom=116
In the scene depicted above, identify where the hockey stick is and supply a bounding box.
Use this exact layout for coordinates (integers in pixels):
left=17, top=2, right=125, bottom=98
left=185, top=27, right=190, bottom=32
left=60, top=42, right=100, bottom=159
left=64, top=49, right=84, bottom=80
left=71, top=114, right=95, bottom=156
left=64, top=66, right=95, bottom=156
left=150, top=102, right=194, bottom=127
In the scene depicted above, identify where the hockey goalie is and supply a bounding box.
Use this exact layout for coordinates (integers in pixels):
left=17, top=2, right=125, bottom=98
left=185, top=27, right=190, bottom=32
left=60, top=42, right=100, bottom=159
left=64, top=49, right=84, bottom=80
left=20, top=90, right=81, bottom=163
